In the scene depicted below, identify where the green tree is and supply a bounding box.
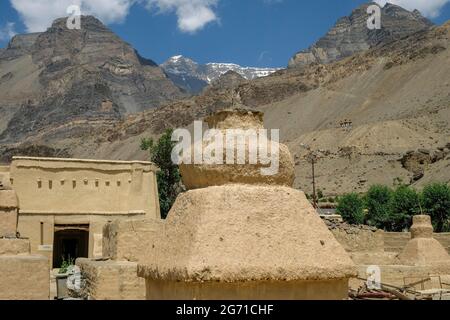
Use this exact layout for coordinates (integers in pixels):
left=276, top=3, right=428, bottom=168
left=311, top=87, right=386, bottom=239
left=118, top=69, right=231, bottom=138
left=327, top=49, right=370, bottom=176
left=390, top=185, right=420, bottom=231
left=336, top=193, right=365, bottom=225
left=421, top=183, right=450, bottom=232
left=141, top=129, right=183, bottom=219
left=365, top=185, right=393, bottom=230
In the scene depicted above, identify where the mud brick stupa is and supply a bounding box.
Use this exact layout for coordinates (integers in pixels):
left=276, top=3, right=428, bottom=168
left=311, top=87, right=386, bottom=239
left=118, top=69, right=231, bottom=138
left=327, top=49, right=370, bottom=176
left=138, top=109, right=356, bottom=300
left=397, top=215, right=450, bottom=267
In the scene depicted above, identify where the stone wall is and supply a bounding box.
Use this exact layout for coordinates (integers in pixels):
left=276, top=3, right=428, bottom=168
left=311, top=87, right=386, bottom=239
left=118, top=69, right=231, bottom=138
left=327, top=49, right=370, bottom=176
left=0, top=186, right=50, bottom=300
left=323, top=217, right=384, bottom=253
left=323, top=217, right=450, bottom=255
left=0, top=190, right=18, bottom=238
left=74, top=219, right=161, bottom=300
left=0, top=238, right=29, bottom=255
left=102, top=219, right=163, bottom=262
left=0, top=166, right=10, bottom=189
left=384, top=232, right=450, bottom=254
left=435, top=233, right=450, bottom=253
left=322, top=217, right=450, bottom=266
left=76, top=258, right=145, bottom=300
left=0, top=254, right=50, bottom=300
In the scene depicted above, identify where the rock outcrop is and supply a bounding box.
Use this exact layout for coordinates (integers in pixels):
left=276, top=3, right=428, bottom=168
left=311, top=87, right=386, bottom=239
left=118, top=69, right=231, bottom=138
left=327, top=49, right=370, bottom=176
left=204, top=70, right=246, bottom=93
left=0, top=15, right=184, bottom=145
left=289, top=3, right=433, bottom=68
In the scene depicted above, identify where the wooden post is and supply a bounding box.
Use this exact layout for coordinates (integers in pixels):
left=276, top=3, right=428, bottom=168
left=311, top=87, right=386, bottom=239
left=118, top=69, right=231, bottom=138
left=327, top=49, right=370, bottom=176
left=312, top=158, right=317, bottom=209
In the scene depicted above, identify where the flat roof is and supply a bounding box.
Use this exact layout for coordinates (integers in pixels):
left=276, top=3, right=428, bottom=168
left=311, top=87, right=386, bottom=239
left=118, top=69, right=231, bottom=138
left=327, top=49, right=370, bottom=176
left=11, top=157, right=158, bottom=172
left=12, top=156, right=153, bottom=165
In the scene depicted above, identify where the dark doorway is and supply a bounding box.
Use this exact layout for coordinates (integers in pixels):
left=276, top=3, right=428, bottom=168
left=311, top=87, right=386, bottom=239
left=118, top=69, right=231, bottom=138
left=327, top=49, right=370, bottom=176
left=53, top=225, right=89, bottom=268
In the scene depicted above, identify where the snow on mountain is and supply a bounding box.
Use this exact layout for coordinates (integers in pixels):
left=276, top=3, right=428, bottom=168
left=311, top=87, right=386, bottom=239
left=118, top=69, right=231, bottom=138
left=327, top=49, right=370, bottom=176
left=161, top=55, right=281, bottom=94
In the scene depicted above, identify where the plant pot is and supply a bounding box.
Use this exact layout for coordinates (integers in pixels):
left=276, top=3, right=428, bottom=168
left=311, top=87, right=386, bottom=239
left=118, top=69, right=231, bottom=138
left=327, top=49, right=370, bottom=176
left=56, top=274, right=69, bottom=300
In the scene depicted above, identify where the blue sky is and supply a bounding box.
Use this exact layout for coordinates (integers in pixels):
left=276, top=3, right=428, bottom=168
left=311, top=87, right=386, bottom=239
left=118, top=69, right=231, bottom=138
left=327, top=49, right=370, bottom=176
left=1, top=0, right=450, bottom=68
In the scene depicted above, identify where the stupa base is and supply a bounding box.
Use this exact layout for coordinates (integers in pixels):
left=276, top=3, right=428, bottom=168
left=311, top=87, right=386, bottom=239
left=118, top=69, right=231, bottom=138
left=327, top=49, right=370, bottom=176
left=145, top=279, right=350, bottom=300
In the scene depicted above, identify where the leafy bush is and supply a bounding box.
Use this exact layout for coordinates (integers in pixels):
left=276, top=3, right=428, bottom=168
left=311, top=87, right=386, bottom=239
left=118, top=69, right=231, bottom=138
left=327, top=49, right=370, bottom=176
left=141, top=129, right=183, bottom=219
left=365, top=185, right=393, bottom=229
left=421, top=183, right=450, bottom=232
left=336, top=183, right=450, bottom=232
left=336, top=193, right=365, bottom=225
left=59, top=257, right=75, bottom=274
left=389, top=185, right=420, bottom=231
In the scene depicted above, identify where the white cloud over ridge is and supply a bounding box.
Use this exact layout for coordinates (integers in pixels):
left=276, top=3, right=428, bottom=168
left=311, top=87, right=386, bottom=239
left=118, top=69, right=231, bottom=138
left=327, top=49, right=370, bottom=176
left=0, top=22, right=17, bottom=41
left=10, top=0, right=219, bottom=34
left=10, top=0, right=135, bottom=32
left=375, top=0, right=450, bottom=18
left=146, top=0, right=219, bottom=33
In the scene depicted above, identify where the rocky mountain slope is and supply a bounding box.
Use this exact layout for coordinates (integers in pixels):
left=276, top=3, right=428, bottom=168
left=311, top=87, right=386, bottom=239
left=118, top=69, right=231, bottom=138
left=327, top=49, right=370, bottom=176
left=74, top=20, right=449, bottom=196
left=0, top=16, right=184, bottom=147
left=161, top=55, right=280, bottom=94
left=0, top=6, right=449, bottom=196
left=289, top=2, right=433, bottom=68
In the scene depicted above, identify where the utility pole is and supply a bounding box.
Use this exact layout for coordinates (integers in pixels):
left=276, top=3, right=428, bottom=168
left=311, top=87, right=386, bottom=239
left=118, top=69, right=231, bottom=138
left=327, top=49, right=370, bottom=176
left=311, top=155, right=317, bottom=209
left=307, top=152, right=318, bottom=209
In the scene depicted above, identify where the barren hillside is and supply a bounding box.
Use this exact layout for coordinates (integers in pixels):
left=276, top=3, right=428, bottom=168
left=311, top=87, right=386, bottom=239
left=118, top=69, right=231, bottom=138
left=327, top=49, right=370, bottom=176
left=1, top=16, right=449, bottom=197
left=77, top=21, right=450, bottom=196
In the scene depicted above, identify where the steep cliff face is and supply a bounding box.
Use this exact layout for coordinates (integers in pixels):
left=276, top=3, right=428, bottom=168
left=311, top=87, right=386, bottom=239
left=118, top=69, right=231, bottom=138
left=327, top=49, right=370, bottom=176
left=0, top=16, right=184, bottom=144
left=288, top=3, right=433, bottom=68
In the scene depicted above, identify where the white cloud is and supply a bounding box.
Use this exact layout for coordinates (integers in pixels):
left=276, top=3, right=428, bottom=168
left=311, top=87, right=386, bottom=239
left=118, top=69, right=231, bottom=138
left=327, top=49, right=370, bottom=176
left=10, top=0, right=136, bottom=32
left=0, top=22, right=17, bottom=41
left=375, top=0, right=450, bottom=18
left=144, top=0, right=219, bottom=33
left=10, top=0, right=219, bottom=34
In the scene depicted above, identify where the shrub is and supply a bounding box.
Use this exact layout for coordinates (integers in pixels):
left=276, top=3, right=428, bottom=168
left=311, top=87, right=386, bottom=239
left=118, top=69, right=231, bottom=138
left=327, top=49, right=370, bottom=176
left=337, top=193, right=365, bottom=225
left=59, top=257, right=75, bottom=274
left=365, top=185, right=393, bottom=229
left=421, top=183, right=450, bottom=232
left=141, top=129, right=183, bottom=219
left=389, top=185, right=420, bottom=231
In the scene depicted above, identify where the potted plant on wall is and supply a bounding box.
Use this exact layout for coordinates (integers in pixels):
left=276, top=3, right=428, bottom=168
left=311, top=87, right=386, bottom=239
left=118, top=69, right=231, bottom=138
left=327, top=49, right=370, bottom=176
left=56, top=256, right=74, bottom=300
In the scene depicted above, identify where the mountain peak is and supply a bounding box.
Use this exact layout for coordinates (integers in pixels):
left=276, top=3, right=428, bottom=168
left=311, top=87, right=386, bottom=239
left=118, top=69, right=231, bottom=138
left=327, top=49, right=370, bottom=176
left=170, top=55, right=185, bottom=61
left=161, top=56, right=280, bottom=94
left=0, top=14, right=184, bottom=144
left=289, top=2, right=433, bottom=68
left=50, top=15, right=109, bottom=32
